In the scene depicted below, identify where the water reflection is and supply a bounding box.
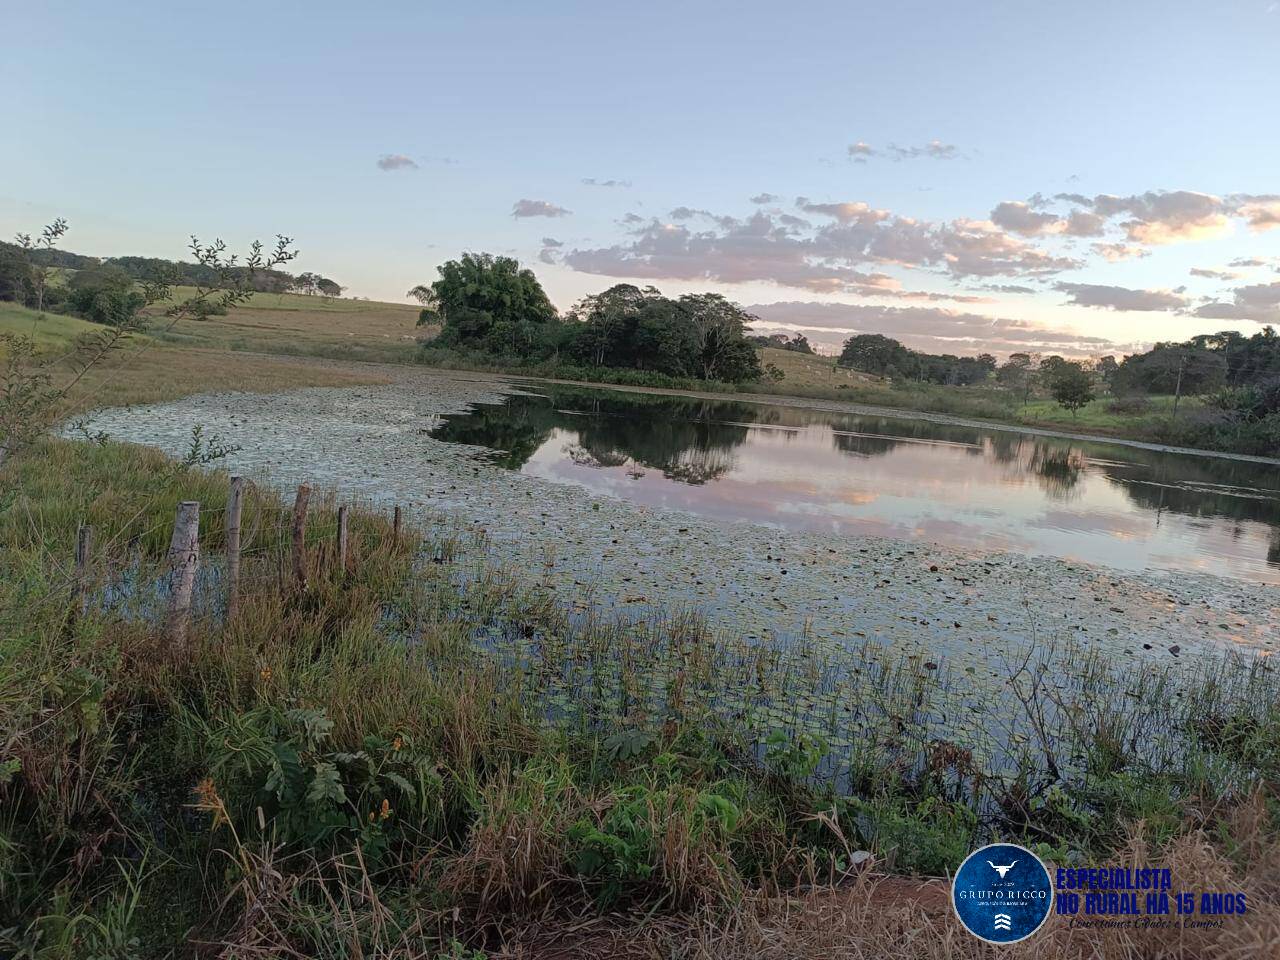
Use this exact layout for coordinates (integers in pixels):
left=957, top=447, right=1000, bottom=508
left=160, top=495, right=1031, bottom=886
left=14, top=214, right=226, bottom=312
left=431, top=385, right=1280, bottom=582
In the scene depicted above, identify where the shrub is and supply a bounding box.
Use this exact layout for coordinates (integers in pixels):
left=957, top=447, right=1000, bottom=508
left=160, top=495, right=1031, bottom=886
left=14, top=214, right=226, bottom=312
left=1107, top=396, right=1150, bottom=414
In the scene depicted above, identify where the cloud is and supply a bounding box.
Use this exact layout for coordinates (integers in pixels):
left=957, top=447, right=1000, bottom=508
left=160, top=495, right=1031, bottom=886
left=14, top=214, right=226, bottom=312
left=846, top=139, right=959, bottom=162
left=795, top=198, right=891, bottom=224
left=582, top=178, right=632, bottom=188
left=747, top=301, right=1121, bottom=356
left=376, top=154, right=418, bottom=171
left=540, top=237, right=563, bottom=248
left=1055, top=282, right=1188, bottom=312
left=1193, top=280, right=1280, bottom=322
left=1091, top=242, right=1150, bottom=262
left=562, top=201, right=1078, bottom=295
left=1057, top=190, right=1232, bottom=244
left=990, top=201, right=1064, bottom=237
left=981, top=284, right=1037, bottom=294
left=1189, top=267, right=1242, bottom=281
left=750, top=193, right=780, bottom=204
left=1064, top=210, right=1106, bottom=237
left=847, top=141, right=876, bottom=162
left=512, top=199, right=571, bottom=218
left=1234, top=196, right=1280, bottom=231
left=989, top=202, right=1106, bottom=238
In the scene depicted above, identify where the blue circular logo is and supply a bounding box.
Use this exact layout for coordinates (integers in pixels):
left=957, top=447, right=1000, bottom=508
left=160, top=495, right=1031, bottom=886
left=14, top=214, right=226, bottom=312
left=951, top=842, right=1053, bottom=944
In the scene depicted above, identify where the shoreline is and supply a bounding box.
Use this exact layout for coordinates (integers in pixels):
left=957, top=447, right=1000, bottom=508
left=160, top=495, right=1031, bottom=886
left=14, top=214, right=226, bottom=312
left=74, top=367, right=1280, bottom=692
left=166, top=350, right=1280, bottom=467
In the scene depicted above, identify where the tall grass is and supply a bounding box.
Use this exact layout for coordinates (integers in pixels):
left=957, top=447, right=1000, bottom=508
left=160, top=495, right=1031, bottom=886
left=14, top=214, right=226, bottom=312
left=2, top=438, right=1278, bottom=956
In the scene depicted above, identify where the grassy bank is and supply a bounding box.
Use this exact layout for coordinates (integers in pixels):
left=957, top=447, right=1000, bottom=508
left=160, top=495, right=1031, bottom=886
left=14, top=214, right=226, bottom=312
left=1, top=300, right=388, bottom=415
left=415, top=344, right=1248, bottom=455
left=5, top=291, right=1256, bottom=456
left=3, top=438, right=1279, bottom=956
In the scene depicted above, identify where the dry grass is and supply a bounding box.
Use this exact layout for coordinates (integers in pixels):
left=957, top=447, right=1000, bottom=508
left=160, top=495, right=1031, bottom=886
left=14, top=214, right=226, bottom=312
left=689, top=802, right=1280, bottom=960
left=146, top=287, right=430, bottom=362
left=209, top=799, right=1280, bottom=959
left=757, top=347, right=878, bottom=392
left=61, top=344, right=388, bottom=412
left=2, top=298, right=390, bottom=415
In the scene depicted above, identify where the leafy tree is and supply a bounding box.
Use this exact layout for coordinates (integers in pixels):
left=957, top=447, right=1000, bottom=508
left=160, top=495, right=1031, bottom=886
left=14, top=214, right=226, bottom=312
left=838, top=334, right=909, bottom=375
left=290, top=272, right=343, bottom=298
left=13, top=218, right=68, bottom=311
left=998, top=352, right=1040, bottom=405
left=0, top=244, right=35, bottom=303
left=67, top=265, right=146, bottom=327
left=562, top=285, right=760, bottom=381
left=751, top=332, right=813, bottom=354
left=1112, top=344, right=1227, bottom=401
left=2, top=229, right=296, bottom=469
left=676, top=293, right=762, bottom=382
left=1048, top=361, right=1096, bottom=419
left=414, top=253, right=557, bottom=356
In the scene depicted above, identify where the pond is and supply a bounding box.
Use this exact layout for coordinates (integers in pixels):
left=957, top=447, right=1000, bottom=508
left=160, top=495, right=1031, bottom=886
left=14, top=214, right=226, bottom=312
left=431, top=384, right=1280, bottom=585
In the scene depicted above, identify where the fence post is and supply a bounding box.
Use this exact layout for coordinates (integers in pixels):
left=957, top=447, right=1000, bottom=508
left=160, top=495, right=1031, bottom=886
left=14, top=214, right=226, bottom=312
left=226, top=476, right=245, bottom=623
left=73, top=523, right=93, bottom=613
left=166, top=501, right=200, bottom=647
left=337, top=504, right=349, bottom=574
left=393, top=505, right=402, bottom=547
left=292, top=484, right=311, bottom=591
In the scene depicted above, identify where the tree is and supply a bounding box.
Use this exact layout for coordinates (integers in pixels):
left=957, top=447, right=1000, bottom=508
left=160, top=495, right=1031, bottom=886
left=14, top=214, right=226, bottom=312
left=13, top=217, right=69, bottom=312
left=676, top=293, right=762, bottom=382
left=415, top=253, right=557, bottom=353
left=292, top=271, right=321, bottom=295
left=751, top=332, right=813, bottom=354
left=1048, top=361, right=1096, bottom=419
left=67, top=265, right=146, bottom=327
left=2, top=228, right=296, bottom=469
left=837, top=334, right=909, bottom=376
left=0, top=244, right=35, bottom=303
left=998, top=352, right=1040, bottom=406
left=316, top=277, right=343, bottom=298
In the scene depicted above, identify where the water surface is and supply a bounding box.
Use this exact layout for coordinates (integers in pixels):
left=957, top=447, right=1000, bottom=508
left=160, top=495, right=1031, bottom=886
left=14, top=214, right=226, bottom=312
left=431, top=385, right=1280, bottom=584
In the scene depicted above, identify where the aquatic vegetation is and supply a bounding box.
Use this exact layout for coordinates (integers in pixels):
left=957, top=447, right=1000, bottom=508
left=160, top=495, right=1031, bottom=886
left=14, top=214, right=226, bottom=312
left=2, top=438, right=1278, bottom=955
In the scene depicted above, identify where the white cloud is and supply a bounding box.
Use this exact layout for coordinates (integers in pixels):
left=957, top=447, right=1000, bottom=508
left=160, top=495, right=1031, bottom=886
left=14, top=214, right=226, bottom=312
left=845, top=139, right=960, bottom=162
left=376, top=154, right=418, bottom=171
left=562, top=201, right=1077, bottom=295
left=512, top=199, right=571, bottom=218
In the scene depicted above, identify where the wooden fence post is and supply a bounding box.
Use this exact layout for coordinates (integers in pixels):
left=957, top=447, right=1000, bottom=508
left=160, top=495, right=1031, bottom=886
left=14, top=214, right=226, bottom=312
left=225, top=476, right=245, bottom=623
left=291, top=484, right=311, bottom=590
left=73, top=523, right=93, bottom=613
left=337, top=504, right=349, bottom=574
left=393, top=505, right=402, bottom=547
left=166, top=501, right=200, bottom=647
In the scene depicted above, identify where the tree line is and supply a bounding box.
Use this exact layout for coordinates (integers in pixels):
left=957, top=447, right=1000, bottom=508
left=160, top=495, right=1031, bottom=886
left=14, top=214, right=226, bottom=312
left=836, top=333, right=997, bottom=386
left=410, top=252, right=763, bottom=383
left=0, top=237, right=343, bottom=326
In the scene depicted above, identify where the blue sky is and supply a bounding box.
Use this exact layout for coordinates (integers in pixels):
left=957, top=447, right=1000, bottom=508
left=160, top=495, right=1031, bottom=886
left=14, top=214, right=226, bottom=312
left=4, top=0, right=1280, bottom=355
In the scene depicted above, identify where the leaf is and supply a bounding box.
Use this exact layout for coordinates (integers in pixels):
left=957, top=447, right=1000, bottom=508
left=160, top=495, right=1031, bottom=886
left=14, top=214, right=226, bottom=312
left=266, top=743, right=304, bottom=804
left=286, top=708, right=334, bottom=748
left=306, top=761, right=348, bottom=807
left=382, top=771, right=416, bottom=800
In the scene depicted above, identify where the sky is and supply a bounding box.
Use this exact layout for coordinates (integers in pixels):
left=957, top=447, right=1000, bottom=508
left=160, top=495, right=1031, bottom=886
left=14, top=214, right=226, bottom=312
left=4, top=0, right=1280, bottom=357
